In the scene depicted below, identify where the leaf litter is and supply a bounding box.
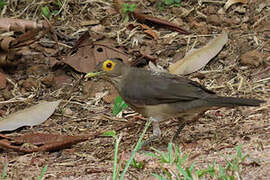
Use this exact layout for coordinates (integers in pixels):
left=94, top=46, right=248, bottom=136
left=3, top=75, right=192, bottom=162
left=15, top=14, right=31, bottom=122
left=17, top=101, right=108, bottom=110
left=0, top=0, right=269, bottom=179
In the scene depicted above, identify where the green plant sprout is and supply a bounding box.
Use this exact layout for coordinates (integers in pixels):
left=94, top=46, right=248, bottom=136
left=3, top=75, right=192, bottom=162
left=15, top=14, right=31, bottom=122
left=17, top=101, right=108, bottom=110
left=157, top=0, right=182, bottom=10
left=122, top=3, right=136, bottom=22
left=41, top=0, right=62, bottom=18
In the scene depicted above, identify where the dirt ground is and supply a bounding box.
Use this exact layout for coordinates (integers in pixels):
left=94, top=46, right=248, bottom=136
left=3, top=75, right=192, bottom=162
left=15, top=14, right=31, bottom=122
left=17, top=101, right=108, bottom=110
left=0, top=0, right=270, bottom=179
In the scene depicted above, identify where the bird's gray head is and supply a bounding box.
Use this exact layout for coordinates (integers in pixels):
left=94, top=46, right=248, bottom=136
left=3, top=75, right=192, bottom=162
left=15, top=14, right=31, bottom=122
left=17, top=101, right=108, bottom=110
left=95, top=58, right=127, bottom=78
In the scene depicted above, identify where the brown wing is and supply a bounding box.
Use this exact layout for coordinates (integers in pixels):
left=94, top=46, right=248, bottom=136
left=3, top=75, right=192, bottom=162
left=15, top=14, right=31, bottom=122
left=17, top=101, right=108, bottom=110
left=120, top=68, right=216, bottom=106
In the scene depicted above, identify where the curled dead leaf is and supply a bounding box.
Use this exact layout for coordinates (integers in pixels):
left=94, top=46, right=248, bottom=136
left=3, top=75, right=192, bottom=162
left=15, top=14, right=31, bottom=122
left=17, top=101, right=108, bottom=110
left=169, top=31, right=228, bottom=75
left=0, top=100, right=61, bottom=132
left=112, top=0, right=189, bottom=34
left=0, top=133, right=89, bottom=153
left=131, top=11, right=190, bottom=34
left=0, top=19, right=51, bottom=67
left=128, top=23, right=159, bottom=40
left=0, top=18, right=48, bottom=32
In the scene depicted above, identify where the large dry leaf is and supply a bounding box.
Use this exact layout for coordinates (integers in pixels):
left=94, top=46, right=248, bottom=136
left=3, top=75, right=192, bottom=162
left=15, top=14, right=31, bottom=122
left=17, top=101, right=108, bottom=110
left=62, top=31, right=130, bottom=73
left=224, top=0, right=247, bottom=10
left=0, top=119, right=139, bottom=152
left=0, top=133, right=89, bottom=153
left=131, top=11, right=190, bottom=34
left=0, top=19, right=50, bottom=67
left=169, top=32, right=228, bottom=75
left=112, top=0, right=189, bottom=34
left=0, top=100, right=61, bottom=132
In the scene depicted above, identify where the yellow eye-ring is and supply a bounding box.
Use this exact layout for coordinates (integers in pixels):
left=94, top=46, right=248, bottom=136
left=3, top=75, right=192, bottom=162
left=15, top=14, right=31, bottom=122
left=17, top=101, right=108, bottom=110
left=103, top=60, right=115, bottom=71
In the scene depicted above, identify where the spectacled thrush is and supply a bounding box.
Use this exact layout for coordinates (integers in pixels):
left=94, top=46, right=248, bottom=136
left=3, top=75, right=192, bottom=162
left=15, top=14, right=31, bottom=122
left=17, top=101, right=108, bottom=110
left=86, top=58, right=265, bottom=144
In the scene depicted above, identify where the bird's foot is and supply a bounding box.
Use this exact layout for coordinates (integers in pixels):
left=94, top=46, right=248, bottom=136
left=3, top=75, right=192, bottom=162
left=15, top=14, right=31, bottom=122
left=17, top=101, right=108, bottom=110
left=172, top=121, right=186, bottom=142
left=140, top=118, right=161, bottom=149
left=140, top=135, right=160, bottom=148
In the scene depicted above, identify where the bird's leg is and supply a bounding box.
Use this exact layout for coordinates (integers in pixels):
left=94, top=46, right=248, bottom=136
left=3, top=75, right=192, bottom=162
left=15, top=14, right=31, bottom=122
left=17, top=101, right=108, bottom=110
left=140, top=117, right=161, bottom=148
left=152, top=119, right=161, bottom=138
left=172, top=120, right=186, bottom=142
left=172, top=112, right=205, bottom=142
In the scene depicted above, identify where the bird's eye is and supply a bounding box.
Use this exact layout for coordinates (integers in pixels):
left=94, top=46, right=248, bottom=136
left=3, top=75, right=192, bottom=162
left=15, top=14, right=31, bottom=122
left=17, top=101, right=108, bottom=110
left=103, top=60, right=115, bottom=71
left=106, top=63, right=112, bottom=68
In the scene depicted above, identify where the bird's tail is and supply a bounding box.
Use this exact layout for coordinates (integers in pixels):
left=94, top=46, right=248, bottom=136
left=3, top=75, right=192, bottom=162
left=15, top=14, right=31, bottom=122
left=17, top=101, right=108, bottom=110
left=206, top=96, right=265, bottom=107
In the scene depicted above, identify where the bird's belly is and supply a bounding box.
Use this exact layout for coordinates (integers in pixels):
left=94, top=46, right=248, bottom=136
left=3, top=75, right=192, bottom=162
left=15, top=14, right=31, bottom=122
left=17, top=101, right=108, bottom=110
left=142, top=104, right=181, bottom=120
left=128, top=102, right=210, bottom=122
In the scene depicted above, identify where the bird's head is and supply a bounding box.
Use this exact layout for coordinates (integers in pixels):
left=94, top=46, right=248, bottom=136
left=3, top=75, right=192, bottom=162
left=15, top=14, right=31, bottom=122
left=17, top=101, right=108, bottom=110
left=85, top=58, right=127, bottom=86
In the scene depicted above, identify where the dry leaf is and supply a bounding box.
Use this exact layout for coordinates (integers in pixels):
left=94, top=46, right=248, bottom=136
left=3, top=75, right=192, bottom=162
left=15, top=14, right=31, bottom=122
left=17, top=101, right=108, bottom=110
left=169, top=32, right=228, bottom=75
left=112, top=0, right=189, bottom=34
left=62, top=31, right=129, bottom=73
left=0, top=133, right=89, bottom=152
left=224, top=0, right=248, bottom=10
left=0, top=100, right=61, bottom=132
left=0, top=68, right=6, bottom=89
left=0, top=19, right=50, bottom=67
left=128, top=23, right=159, bottom=40
left=131, top=11, right=190, bottom=34
left=0, top=18, right=47, bottom=32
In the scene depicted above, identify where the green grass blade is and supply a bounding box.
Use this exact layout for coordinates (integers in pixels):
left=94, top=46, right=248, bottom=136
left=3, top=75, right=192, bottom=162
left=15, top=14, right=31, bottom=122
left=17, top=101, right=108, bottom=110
left=38, top=165, right=48, bottom=180
left=119, top=120, right=151, bottom=180
left=103, top=130, right=117, bottom=139
left=1, top=165, right=7, bottom=180
left=41, top=6, right=50, bottom=17
left=152, top=173, right=167, bottom=180
left=176, top=164, right=193, bottom=180
left=168, top=142, right=173, bottom=164
left=113, top=135, right=122, bottom=180
left=113, top=96, right=128, bottom=116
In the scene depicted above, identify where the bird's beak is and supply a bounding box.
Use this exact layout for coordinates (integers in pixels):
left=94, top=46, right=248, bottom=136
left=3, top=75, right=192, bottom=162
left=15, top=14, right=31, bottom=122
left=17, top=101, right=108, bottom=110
left=85, top=71, right=104, bottom=78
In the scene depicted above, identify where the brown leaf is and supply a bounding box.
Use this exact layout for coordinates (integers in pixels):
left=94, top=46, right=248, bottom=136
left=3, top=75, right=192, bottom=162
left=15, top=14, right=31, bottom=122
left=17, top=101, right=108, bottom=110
left=111, top=0, right=189, bottom=34
left=0, top=133, right=89, bottom=153
left=0, top=50, right=8, bottom=66
left=140, top=24, right=159, bottom=40
left=169, top=32, right=228, bottom=75
left=0, top=68, right=6, bottom=89
left=127, top=23, right=159, bottom=40
left=0, top=37, right=15, bottom=51
left=144, top=29, right=159, bottom=40
left=131, top=11, right=190, bottom=34
left=0, top=18, right=47, bottom=32
left=0, top=20, right=50, bottom=67
left=62, top=31, right=130, bottom=73
left=0, top=100, right=61, bottom=132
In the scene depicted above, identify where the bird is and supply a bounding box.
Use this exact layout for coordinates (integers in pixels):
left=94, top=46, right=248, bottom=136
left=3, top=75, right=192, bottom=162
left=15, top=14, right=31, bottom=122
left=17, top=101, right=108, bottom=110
left=86, top=58, right=265, bottom=144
